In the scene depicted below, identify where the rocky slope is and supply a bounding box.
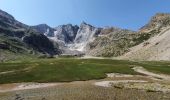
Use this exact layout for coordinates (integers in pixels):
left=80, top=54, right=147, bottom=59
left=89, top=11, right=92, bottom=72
left=86, top=27, right=136, bottom=57
left=0, top=9, right=60, bottom=61
left=120, top=13, right=170, bottom=60
left=140, top=13, right=170, bottom=32
left=32, top=24, right=55, bottom=37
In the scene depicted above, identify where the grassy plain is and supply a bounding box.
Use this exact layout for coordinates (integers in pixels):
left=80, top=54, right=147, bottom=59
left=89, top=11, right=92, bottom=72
left=0, top=58, right=170, bottom=84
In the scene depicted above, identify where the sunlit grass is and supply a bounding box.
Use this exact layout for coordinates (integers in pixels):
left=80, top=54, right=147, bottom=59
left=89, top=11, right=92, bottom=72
left=0, top=58, right=170, bottom=84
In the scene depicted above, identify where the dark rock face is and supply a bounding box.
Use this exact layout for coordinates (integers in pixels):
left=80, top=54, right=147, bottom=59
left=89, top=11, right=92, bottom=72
left=23, top=33, right=57, bottom=55
left=54, top=24, right=79, bottom=43
left=0, top=28, right=26, bottom=38
left=0, top=43, right=9, bottom=49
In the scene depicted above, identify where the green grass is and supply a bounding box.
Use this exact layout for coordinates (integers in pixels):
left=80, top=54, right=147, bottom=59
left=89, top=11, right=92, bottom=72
left=137, top=61, right=170, bottom=75
left=0, top=58, right=170, bottom=84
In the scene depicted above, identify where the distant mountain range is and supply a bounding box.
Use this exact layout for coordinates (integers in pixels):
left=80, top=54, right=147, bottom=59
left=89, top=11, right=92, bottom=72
left=1, top=9, right=170, bottom=61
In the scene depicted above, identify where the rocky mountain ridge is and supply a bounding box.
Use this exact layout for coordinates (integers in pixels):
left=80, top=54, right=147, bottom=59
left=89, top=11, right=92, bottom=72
left=1, top=9, right=170, bottom=60
left=120, top=13, right=170, bottom=60
left=32, top=22, right=101, bottom=55
left=0, top=9, right=60, bottom=61
left=32, top=13, right=170, bottom=59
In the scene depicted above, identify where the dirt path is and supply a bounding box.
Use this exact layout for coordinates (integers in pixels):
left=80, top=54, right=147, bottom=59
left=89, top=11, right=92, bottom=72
left=94, top=67, right=170, bottom=93
left=132, top=66, right=170, bottom=80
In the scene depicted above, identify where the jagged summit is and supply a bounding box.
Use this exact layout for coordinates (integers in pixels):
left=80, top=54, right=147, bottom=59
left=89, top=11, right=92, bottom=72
left=80, top=21, right=95, bottom=28
left=80, top=21, right=87, bottom=25
left=32, top=24, right=55, bottom=37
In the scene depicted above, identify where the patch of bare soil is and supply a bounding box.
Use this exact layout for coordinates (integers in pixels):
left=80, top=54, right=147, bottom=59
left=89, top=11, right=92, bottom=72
left=94, top=66, right=170, bottom=93
left=0, top=83, right=59, bottom=93
left=94, top=80, right=148, bottom=87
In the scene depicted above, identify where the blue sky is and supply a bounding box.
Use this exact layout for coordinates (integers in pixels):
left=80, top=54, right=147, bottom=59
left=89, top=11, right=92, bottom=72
left=0, top=0, right=170, bottom=30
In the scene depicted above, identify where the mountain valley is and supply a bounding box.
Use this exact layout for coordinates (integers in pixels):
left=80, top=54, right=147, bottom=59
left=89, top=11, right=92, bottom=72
left=1, top=9, right=170, bottom=61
